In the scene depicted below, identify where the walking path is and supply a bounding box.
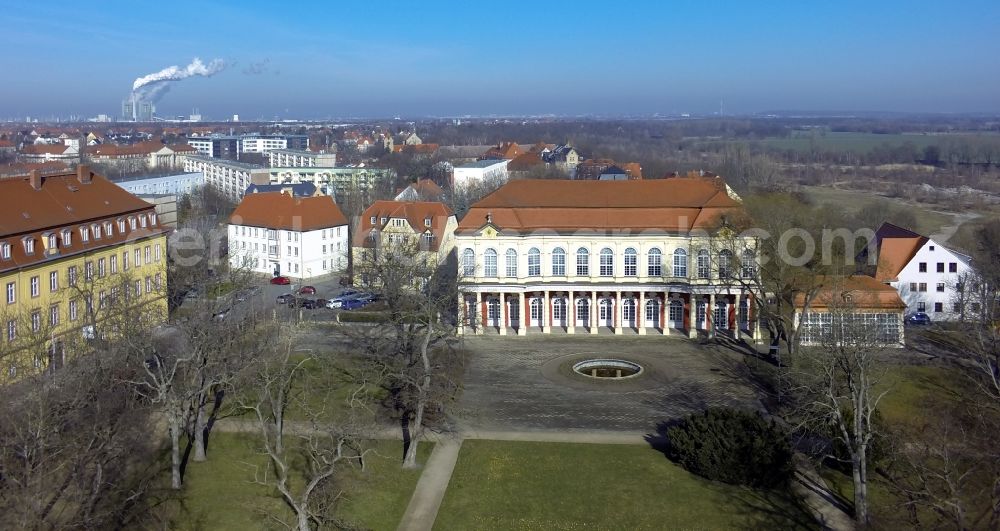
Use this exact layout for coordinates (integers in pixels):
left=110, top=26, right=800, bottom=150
left=396, top=438, right=463, bottom=531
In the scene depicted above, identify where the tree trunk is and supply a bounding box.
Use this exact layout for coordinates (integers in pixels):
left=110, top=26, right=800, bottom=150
left=169, top=416, right=182, bottom=490
left=192, top=398, right=207, bottom=462
left=296, top=507, right=311, bottom=531
left=403, top=322, right=434, bottom=469
left=853, top=448, right=868, bottom=525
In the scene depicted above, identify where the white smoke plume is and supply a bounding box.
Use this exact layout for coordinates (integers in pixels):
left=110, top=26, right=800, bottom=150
left=130, top=57, right=226, bottom=103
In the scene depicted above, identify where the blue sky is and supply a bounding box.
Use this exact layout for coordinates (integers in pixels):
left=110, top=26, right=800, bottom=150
left=2, top=0, right=999, bottom=119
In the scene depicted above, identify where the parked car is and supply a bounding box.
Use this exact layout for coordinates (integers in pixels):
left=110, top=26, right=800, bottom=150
left=276, top=293, right=295, bottom=304
left=906, top=312, right=932, bottom=326
left=270, top=275, right=291, bottom=285
left=316, top=298, right=330, bottom=308
left=297, top=285, right=317, bottom=295
left=341, top=294, right=374, bottom=310
left=328, top=291, right=362, bottom=308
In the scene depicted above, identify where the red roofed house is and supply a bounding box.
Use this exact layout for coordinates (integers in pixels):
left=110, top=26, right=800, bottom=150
left=794, top=275, right=906, bottom=347
left=228, top=192, right=349, bottom=279
left=455, top=177, right=760, bottom=338
left=869, top=222, right=973, bottom=321
left=18, top=143, right=80, bottom=163
left=353, top=200, right=458, bottom=287
left=394, top=179, right=445, bottom=202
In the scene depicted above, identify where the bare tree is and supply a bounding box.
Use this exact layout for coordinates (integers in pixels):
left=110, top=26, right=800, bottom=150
left=788, top=280, right=895, bottom=526
left=350, top=237, right=462, bottom=468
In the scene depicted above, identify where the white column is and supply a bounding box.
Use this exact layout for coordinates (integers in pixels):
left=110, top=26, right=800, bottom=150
left=590, top=291, right=598, bottom=334
left=517, top=295, right=526, bottom=335
left=498, top=292, right=507, bottom=336
left=751, top=295, right=761, bottom=343
left=662, top=292, right=669, bottom=336
left=688, top=294, right=698, bottom=339
left=567, top=290, right=576, bottom=334
left=542, top=290, right=551, bottom=333
left=638, top=291, right=646, bottom=335
left=457, top=292, right=465, bottom=336
left=614, top=290, right=622, bottom=335
left=708, top=293, right=716, bottom=339
left=474, top=291, right=483, bottom=335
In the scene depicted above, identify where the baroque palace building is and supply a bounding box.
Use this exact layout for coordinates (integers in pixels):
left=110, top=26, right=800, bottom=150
left=455, top=176, right=761, bottom=338
left=1, top=166, right=169, bottom=381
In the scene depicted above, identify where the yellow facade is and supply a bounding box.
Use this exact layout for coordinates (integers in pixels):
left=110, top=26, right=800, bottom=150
left=1, top=232, right=168, bottom=382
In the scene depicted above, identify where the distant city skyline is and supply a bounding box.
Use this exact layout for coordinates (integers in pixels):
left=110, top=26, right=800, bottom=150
left=2, top=0, right=999, bottom=119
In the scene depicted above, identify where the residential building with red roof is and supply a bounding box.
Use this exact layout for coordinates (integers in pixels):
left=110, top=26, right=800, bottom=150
left=0, top=165, right=169, bottom=381
left=454, top=177, right=762, bottom=339
left=18, top=143, right=80, bottom=163
left=869, top=222, right=972, bottom=320
left=794, top=275, right=906, bottom=347
left=353, top=200, right=458, bottom=287
left=228, top=191, right=348, bottom=279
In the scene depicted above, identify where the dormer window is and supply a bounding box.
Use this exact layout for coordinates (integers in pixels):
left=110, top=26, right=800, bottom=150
left=370, top=216, right=376, bottom=224
left=117, top=218, right=126, bottom=233
left=104, top=222, right=113, bottom=237
left=129, top=217, right=137, bottom=230
left=149, top=213, right=157, bottom=225
left=380, top=217, right=387, bottom=224
left=23, top=237, right=35, bottom=255
left=0, top=242, right=10, bottom=260
left=140, top=215, right=147, bottom=228
left=80, top=227, right=89, bottom=242
left=424, top=217, right=432, bottom=227
left=45, top=233, right=57, bottom=250
left=92, top=224, right=101, bottom=239
left=61, top=229, right=71, bottom=246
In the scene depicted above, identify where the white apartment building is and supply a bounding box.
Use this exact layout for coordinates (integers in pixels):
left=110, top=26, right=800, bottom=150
left=113, top=172, right=205, bottom=196
left=267, top=149, right=337, bottom=168
left=184, top=155, right=261, bottom=200
left=456, top=177, right=763, bottom=338
left=873, top=223, right=974, bottom=320
left=453, top=159, right=509, bottom=187
left=240, top=135, right=287, bottom=153
left=228, top=192, right=349, bottom=279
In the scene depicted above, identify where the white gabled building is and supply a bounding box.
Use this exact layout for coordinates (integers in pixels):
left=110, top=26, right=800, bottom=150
left=227, top=191, right=349, bottom=279
left=873, top=223, right=973, bottom=320
left=453, top=159, right=509, bottom=187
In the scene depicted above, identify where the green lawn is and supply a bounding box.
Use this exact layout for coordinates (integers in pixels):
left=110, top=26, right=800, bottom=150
left=434, top=440, right=816, bottom=530
left=164, top=432, right=430, bottom=530
left=878, top=364, right=965, bottom=430
left=798, top=185, right=955, bottom=236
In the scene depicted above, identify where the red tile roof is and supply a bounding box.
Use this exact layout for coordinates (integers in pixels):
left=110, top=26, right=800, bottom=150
left=798, top=275, right=906, bottom=310
left=457, top=177, right=742, bottom=234
left=229, top=192, right=348, bottom=232
left=20, top=144, right=72, bottom=155
left=873, top=222, right=927, bottom=281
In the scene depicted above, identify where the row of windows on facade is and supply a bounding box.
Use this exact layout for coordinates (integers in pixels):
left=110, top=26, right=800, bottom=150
left=916, top=301, right=978, bottom=313
left=908, top=281, right=963, bottom=293
left=237, top=226, right=343, bottom=240
left=369, top=216, right=433, bottom=228
left=237, top=241, right=343, bottom=255
left=367, top=231, right=436, bottom=245
left=917, top=261, right=960, bottom=273
left=4, top=244, right=162, bottom=305
left=5, top=274, right=161, bottom=343
left=0, top=213, right=158, bottom=259
left=461, top=247, right=756, bottom=279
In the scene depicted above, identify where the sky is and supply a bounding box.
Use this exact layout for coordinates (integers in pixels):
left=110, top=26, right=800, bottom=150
left=2, top=0, right=999, bottom=119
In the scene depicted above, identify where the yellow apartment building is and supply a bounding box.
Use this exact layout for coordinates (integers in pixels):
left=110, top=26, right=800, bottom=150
left=0, top=166, right=169, bottom=382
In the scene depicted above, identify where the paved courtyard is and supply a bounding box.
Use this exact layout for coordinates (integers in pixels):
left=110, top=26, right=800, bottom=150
left=455, top=335, right=767, bottom=433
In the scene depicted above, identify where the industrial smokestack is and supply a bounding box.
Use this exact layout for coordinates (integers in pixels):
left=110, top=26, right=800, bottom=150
left=130, top=57, right=226, bottom=104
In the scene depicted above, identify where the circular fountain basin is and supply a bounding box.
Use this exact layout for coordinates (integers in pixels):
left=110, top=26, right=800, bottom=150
left=572, top=359, right=644, bottom=379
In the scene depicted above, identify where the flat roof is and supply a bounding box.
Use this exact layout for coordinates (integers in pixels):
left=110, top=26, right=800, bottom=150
left=457, top=159, right=508, bottom=169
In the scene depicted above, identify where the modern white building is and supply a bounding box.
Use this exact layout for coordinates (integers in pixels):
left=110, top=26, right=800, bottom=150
left=184, top=155, right=261, bottom=200
left=455, top=177, right=762, bottom=338
left=873, top=223, right=974, bottom=320
left=255, top=166, right=395, bottom=199
left=267, top=149, right=336, bottom=168
left=240, top=134, right=309, bottom=154
left=228, top=191, right=349, bottom=279
left=112, top=172, right=205, bottom=196
left=453, top=159, right=509, bottom=187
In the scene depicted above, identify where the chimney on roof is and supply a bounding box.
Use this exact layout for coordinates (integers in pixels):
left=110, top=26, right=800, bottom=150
left=29, top=169, right=41, bottom=190
left=77, top=163, right=92, bottom=184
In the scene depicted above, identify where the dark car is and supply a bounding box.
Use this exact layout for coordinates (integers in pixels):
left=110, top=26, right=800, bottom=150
left=276, top=293, right=295, bottom=304
left=289, top=297, right=318, bottom=309
left=297, top=285, right=317, bottom=295
left=270, top=275, right=291, bottom=285
left=341, top=294, right=374, bottom=310
left=906, top=312, right=932, bottom=326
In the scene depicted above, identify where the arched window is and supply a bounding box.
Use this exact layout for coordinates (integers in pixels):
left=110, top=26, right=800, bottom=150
left=673, top=248, right=688, bottom=278
left=697, top=249, right=711, bottom=279
left=461, top=248, right=475, bottom=277
left=599, top=248, right=614, bottom=276
left=576, top=247, right=589, bottom=276
left=718, top=250, right=733, bottom=279
left=528, top=247, right=541, bottom=276
left=624, top=248, right=637, bottom=276
left=645, top=299, right=660, bottom=324
left=741, top=249, right=757, bottom=278
left=552, top=247, right=566, bottom=276
left=505, top=249, right=517, bottom=277
left=484, top=248, right=498, bottom=277
left=647, top=248, right=662, bottom=276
